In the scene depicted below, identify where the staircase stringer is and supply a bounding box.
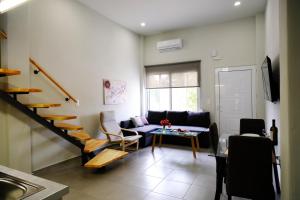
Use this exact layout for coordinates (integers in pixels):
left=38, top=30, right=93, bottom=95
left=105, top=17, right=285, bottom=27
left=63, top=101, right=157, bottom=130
left=0, top=90, right=84, bottom=150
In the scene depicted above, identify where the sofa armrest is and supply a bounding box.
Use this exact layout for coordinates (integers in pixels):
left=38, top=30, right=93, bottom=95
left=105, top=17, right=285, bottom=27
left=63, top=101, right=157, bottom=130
left=121, top=128, right=139, bottom=136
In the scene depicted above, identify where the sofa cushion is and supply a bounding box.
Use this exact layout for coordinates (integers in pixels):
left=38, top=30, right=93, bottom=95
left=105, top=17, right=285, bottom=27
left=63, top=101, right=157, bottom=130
left=131, top=117, right=144, bottom=127
left=140, top=116, right=149, bottom=125
left=166, top=111, right=188, bottom=125
left=147, top=110, right=167, bottom=125
left=186, top=112, right=210, bottom=128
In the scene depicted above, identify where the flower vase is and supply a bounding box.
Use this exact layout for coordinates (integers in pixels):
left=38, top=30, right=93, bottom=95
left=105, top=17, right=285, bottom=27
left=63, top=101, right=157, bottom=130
left=162, top=126, right=166, bottom=133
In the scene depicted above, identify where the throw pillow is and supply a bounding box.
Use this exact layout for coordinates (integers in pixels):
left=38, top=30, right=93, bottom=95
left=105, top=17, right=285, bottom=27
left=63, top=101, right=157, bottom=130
left=131, top=117, right=144, bottom=127
left=140, top=116, right=149, bottom=125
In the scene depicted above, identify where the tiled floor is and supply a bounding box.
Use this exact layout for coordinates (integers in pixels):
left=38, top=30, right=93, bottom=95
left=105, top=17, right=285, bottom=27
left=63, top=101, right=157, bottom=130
left=34, top=146, right=278, bottom=200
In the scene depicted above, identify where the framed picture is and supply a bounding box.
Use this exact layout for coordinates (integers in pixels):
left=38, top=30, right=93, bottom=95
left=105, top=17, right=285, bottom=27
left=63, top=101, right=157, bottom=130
left=103, top=79, right=127, bottom=105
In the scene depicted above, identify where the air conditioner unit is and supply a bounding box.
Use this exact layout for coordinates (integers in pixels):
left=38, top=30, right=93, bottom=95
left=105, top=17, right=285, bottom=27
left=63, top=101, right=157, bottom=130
left=157, top=38, right=183, bottom=52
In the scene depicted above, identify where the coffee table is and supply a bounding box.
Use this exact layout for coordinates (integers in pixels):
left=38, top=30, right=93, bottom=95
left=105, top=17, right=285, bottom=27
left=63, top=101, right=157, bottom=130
left=150, top=128, right=201, bottom=158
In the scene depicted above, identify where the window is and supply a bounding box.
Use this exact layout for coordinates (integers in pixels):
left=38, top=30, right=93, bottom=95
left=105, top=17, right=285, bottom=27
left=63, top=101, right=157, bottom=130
left=145, top=61, right=200, bottom=111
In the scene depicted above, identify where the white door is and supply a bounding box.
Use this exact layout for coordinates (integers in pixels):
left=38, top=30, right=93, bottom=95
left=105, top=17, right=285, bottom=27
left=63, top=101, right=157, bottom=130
left=215, top=66, right=256, bottom=136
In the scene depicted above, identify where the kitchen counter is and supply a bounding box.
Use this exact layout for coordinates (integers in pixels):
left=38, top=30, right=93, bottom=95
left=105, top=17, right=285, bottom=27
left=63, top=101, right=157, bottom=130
left=0, top=165, right=69, bottom=200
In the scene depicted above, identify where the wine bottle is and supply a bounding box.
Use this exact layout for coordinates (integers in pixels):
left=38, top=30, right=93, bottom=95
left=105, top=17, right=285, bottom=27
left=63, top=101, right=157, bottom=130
left=270, top=119, right=278, bottom=145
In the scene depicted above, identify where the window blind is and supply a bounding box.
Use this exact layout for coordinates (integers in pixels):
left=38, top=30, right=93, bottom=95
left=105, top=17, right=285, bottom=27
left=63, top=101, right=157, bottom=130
left=145, top=61, right=200, bottom=89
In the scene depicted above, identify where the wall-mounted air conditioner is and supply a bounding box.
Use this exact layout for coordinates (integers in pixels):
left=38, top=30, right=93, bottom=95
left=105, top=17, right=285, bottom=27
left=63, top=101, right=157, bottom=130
left=157, top=38, right=183, bottom=52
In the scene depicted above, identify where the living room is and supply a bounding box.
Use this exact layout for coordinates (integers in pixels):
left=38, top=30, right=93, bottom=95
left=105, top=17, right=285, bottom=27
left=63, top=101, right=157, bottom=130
left=0, top=0, right=299, bottom=199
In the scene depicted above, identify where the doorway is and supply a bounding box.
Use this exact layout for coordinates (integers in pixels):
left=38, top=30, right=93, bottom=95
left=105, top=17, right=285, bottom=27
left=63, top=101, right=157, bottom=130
left=215, top=66, right=256, bottom=136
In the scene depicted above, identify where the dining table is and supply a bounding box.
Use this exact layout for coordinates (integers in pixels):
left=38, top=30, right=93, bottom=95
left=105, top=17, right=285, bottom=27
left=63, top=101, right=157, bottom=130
left=213, top=134, right=281, bottom=200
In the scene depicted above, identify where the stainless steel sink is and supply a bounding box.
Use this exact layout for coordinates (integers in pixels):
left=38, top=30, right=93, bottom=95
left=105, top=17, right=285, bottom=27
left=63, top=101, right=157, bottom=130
left=0, top=172, right=45, bottom=200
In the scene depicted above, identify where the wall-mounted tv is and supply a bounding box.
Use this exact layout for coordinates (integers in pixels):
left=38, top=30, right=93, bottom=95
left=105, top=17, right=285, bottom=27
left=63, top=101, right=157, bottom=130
left=261, top=56, right=279, bottom=102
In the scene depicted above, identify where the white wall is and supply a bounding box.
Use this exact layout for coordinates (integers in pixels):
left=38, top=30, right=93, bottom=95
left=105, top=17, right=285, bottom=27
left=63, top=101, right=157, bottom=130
left=144, top=17, right=265, bottom=122
left=265, top=0, right=280, bottom=132
left=0, top=0, right=142, bottom=171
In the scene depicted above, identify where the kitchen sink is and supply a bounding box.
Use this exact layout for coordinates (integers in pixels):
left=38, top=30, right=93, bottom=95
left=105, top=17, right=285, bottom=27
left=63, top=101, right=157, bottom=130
left=0, top=172, right=45, bottom=200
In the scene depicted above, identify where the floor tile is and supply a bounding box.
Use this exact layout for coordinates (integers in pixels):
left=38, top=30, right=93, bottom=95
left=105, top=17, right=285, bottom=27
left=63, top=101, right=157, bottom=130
left=144, top=165, right=174, bottom=178
left=153, top=179, right=191, bottom=198
left=144, top=192, right=182, bottom=200
left=165, top=169, right=197, bottom=184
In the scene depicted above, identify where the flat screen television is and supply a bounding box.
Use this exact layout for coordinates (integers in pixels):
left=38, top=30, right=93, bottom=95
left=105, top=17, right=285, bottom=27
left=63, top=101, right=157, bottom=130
left=261, top=56, right=278, bottom=102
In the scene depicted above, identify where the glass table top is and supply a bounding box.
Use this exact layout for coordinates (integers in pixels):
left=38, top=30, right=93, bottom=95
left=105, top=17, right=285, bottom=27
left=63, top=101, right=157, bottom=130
left=149, top=128, right=201, bottom=137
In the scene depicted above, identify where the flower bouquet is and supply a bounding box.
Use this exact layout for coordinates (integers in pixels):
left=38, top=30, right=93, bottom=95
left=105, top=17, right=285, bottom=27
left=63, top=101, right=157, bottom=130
left=160, top=119, right=171, bottom=133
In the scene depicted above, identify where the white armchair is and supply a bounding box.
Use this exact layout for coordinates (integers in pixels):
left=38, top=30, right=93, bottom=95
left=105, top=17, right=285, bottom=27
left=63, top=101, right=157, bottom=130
left=99, top=111, right=142, bottom=151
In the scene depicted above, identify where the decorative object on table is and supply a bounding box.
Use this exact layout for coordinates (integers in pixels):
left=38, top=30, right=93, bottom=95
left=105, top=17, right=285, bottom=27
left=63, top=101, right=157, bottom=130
left=160, top=119, right=171, bottom=132
left=270, top=119, right=278, bottom=145
left=103, top=79, right=127, bottom=105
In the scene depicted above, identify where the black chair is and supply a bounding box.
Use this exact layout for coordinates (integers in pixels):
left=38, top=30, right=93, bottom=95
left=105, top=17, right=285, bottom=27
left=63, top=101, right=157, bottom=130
left=240, top=118, right=265, bottom=136
left=226, top=135, right=275, bottom=200
left=209, top=123, right=227, bottom=200
left=209, top=123, right=219, bottom=155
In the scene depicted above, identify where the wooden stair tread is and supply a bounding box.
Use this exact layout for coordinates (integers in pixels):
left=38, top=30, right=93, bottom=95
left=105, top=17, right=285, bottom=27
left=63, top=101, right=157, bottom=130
left=4, top=88, right=42, bottom=93
left=0, top=68, right=21, bottom=76
left=84, top=139, right=108, bottom=153
left=0, top=31, right=7, bottom=39
left=84, top=149, right=128, bottom=168
left=55, top=123, right=83, bottom=131
left=42, top=114, right=77, bottom=121
left=25, top=103, right=61, bottom=108
left=68, top=131, right=91, bottom=141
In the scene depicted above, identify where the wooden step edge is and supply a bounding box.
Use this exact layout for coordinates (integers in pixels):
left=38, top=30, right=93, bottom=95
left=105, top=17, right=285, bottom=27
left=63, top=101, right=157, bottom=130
left=0, top=31, right=7, bottom=39
left=25, top=103, right=61, bottom=108
left=68, top=131, right=91, bottom=141
left=4, top=88, right=42, bottom=93
left=84, top=139, right=109, bottom=153
left=0, top=68, right=21, bottom=76
left=42, top=115, right=77, bottom=121
left=55, top=123, right=83, bottom=131
left=84, top=149, right=128, bottom=169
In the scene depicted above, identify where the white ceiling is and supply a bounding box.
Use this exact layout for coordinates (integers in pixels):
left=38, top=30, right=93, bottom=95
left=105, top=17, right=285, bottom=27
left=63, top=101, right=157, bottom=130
left=78, top=0, right=266, bottom=35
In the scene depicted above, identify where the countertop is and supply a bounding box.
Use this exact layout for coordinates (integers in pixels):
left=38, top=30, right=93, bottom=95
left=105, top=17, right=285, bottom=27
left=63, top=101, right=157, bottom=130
left=0, top=165, right=69, bottom=200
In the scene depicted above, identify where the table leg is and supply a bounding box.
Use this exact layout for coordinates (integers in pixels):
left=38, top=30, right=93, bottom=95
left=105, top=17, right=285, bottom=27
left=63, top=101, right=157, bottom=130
left=152, top=135, right=157, bottom=153
left=191, top=137, right=196, bottom=158
left=273, top=162, right=281, bottom=194
left=159, top=135, right=163, bottom=147
left=215, top=156, right=226, bottom=200
left=195, top=136, right=200, bottom=151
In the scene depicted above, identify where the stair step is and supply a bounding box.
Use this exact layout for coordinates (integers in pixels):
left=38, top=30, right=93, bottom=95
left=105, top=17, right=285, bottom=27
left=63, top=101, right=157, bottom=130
left=4, top=88, right=42, bottom=94
left=84, top=149, right=128, bottom=168
left=0, top=31, right=7, bottom=39
left=68, top=131, right=91, bottom=141
left=55, top=123, right=83, bottom=131
left=42, top=115, right=77, bottom=121
left=0, top=68, right=21, bottom=77
left=84, top=139, right=108, bottom=153
left=25, top=103, right=61, bottom=108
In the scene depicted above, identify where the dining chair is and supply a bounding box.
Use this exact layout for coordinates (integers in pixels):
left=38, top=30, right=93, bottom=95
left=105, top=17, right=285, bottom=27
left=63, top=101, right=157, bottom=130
left=240, top=118, right=265, bottom=136
left=226, top=135, right=275, bottom=200
left=99, top=111, right=142, bottom=151
left=209, top=123, right=227, bottom=200
left=209, top=122, right=219, bottom=155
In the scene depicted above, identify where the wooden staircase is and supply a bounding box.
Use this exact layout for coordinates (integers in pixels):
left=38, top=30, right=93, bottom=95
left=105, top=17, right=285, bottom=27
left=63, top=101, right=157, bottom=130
left=0, top=31, right=128, bottom=169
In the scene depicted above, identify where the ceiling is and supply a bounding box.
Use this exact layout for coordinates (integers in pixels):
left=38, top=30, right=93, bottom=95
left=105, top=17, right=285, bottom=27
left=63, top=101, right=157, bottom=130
left=78, top=0, right=266, bottom=35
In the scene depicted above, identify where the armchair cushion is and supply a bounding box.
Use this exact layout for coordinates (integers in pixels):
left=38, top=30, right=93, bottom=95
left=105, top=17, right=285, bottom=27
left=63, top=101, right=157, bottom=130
left=147, top=110, right=167, bottom=124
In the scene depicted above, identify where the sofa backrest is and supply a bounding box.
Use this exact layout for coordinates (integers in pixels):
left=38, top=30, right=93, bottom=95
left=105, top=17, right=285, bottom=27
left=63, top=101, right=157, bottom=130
left=186, top=111, right=211, bottom=128
left=147, top=110, right=167, bottom=124
left=146, top=110, right=210, bottom=128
